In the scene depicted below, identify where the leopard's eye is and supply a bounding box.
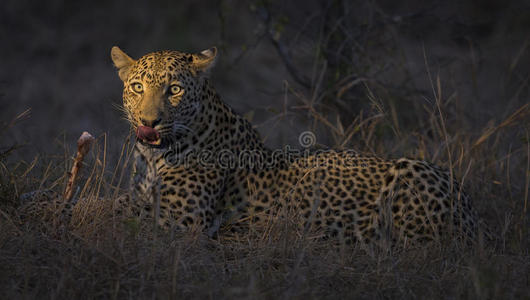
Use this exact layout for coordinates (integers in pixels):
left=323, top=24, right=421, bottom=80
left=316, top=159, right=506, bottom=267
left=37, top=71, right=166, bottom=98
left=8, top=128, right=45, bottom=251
left=132, top=83, right=143, bottom=93
left=169, top=85, right=183, bottom=96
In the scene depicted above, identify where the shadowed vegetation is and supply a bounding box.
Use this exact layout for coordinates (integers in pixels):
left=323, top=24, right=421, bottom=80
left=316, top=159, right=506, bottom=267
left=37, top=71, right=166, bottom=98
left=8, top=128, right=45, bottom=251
left=0, top=0, right=528, bottom=298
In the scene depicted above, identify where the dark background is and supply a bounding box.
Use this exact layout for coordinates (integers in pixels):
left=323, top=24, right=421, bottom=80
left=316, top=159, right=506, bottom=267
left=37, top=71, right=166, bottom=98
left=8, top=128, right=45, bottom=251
left=1, top=0, right=528, bottom=161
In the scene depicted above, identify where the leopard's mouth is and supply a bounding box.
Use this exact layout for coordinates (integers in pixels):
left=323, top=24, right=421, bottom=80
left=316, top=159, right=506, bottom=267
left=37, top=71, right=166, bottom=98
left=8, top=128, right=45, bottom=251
left=136, top=126, right=163, bottom=148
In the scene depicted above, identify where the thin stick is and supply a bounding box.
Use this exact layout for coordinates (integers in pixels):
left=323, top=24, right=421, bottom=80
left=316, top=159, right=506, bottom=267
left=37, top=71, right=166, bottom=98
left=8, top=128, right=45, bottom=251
left=64, top=132, right=95, bottom=201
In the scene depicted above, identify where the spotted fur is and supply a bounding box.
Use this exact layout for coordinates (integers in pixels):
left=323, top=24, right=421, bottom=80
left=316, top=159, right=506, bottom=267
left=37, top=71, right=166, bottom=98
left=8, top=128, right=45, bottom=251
left=105, top=46, right=485, bottom=245
left=19, top=46, right=485, bottom=245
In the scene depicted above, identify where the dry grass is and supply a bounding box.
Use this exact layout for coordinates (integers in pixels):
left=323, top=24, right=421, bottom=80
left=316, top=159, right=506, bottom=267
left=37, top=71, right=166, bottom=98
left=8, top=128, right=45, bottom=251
left=0, top=82, right=528, bottom=299
left=0, top=196, right=528, bottom=299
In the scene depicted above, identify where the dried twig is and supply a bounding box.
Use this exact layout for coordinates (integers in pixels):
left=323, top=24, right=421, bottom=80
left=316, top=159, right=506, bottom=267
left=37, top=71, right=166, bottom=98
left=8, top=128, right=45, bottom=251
left=472, top=103, right=529, bottom=149
left=64, top=132, right=95, bottom=201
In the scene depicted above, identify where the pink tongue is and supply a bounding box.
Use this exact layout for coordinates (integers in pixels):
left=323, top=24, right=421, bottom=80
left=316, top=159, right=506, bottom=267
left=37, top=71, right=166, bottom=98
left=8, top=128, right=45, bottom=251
left=136, top=126, right=160, bottom=143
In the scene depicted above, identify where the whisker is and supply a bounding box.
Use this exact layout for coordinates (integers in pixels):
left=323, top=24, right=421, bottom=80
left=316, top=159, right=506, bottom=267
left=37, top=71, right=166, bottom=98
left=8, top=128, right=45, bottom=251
left=173, top=124, right=195, bottom=134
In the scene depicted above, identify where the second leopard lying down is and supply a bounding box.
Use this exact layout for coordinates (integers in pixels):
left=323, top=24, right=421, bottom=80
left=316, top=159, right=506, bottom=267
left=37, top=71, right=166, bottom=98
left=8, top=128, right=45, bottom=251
left=24, top=46, right=488, bottom=245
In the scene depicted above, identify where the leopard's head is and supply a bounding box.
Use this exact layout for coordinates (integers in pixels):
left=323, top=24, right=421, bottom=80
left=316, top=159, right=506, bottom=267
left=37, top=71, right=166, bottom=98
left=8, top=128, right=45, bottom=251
left=111, top=46, right=217, bottom=148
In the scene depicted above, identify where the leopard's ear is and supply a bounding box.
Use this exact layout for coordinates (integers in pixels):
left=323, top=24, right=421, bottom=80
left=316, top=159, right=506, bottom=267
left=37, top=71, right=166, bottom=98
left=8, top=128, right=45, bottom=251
left=111, top=46, right=135, bottom=81
left=190, top=47, right=217, bottom=75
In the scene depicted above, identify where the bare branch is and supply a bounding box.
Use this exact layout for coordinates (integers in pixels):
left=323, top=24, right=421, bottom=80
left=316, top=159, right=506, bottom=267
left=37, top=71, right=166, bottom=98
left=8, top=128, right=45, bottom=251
left=256, top=6, right=311, bottom=89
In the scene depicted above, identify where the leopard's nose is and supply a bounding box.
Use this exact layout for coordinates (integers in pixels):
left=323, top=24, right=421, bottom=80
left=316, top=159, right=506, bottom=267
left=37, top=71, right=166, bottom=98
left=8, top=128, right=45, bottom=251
left=140, top=117, right=162, bottom=128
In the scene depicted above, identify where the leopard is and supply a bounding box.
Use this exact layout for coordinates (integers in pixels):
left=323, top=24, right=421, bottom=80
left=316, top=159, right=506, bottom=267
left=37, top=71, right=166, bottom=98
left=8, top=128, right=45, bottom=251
left=19, top=46, right=487, bottom=246
left=106, top=46, right=487, bottom=245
